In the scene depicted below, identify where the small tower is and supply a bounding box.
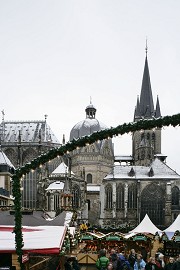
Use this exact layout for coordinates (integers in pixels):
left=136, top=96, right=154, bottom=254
left=132, top=45, right=162, bottom=166
left=61, top=156, right=73, bottom=210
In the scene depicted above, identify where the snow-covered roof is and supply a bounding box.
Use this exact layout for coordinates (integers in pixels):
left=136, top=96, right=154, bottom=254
left=50, top=162, right=74, bottom=177
left=87, top=184, right=100, bottom=192
left=164, top=214, right=180, bottom=233
left=104, top=158, right=180, bottom=180
left=0, top=150, right=14, bottom=168
left=46, top=181, right=64, bottom=191
left=1, top=121, right=60, bottom=144
left=70, top=118, right=107, bottom=141
left=0, top=225, right=67, bottom=253
left=129, top=214, right=161, bottom=234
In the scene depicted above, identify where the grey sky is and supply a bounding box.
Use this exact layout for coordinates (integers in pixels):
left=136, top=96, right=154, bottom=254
left=0, top=1, right=180, bottom=173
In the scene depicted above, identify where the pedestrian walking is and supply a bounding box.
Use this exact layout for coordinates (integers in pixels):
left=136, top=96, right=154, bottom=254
left=96, top=249, right=109, bottom=270
left=134, top=254, right=146, bottom=270
left=164, top=257, right=174, bottom=270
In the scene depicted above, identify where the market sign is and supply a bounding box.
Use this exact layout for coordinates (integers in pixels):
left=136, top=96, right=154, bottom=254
left=106, top=235, right=120, bottom=241
left=133, top=235, right=147, bottom=241
left=81, top=234, right=93, bottom=240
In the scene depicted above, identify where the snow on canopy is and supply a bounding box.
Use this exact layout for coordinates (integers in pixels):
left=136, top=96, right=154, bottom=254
left=0, top=225, right=67, bottom=254
left=130, top=214, right=161, bottom=234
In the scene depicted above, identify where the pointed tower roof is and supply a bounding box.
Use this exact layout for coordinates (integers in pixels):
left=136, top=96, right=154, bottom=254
left=155, top=96, right=161, bottom=118
left=139, top=56, right=154, bottom=118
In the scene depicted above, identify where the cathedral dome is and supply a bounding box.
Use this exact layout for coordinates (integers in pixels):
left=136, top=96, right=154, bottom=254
left=70, top=103, right=108, bottom=141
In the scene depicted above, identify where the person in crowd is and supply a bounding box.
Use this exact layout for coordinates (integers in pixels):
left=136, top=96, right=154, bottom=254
left=140, top=246, right=148, bottom=262
left=134, top=254, right=146, bottom=270
left=128, top=249, right=137, bottom=270
left=172, top=254, right=180, bottom=270
left=64, top=258, right=72, bottom=270
left=164, top=257, right=174, bottom=270
left=155, top=253, right=162, bottom=269
left=72, top=257, right=80, bottom=270
left=117, top=251, right=130, bottom=270
left=108, top=263, right=114, bottom=270
left=109, top=249, right=118, bottom=270
left=159, top=254, right=166, bottom=268
left=96, top=249, right=109, bottom=270
left=145, top=257, right=160, bottom=270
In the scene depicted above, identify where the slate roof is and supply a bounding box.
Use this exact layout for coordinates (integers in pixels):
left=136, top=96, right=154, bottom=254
left=104, top=158, right=180, bottom=180
left=0, top=121, right=60, bottom=145
left=0, top=210, right=73, bottom=226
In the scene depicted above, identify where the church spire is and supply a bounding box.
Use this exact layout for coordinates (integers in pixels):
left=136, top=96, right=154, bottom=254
left=139, top=54, right=154, bottom=118
left=155, top=95, right=161, bottom=118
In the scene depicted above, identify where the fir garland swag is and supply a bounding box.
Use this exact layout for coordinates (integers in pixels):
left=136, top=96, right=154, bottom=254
left=12, top=113, right=180, bottom=268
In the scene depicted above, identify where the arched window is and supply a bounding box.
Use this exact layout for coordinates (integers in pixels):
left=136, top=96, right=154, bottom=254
left=106, top=185, right=112, bottom=209
left=172, top=186, right=179, bottom=206
left=72, top=185, right=80, bottom=209
left=87, top=173, right=92, bottom=184
left=54, top=192, right=60, bottom=210
left=87, top=199, right=90, bottom=210
left=116, top=184, right=124, bottom=209
left=141, top=183, right=165, bottom=226
left=152, top=132, right=155, bottom=141
left=128, top=184, right=137, bottom=209
left=146, top=133, right=150, bottom=140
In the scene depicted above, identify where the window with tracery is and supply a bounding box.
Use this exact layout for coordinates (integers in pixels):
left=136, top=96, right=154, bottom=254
left=54, top=192, right=60, bottom=210
left=72, top=185, right=80, bottom=208
left=172, top=186, right=179, bottom=206
left=87, top=173, right=92, bottom=184
left=106, top=185, right=112, bottom=209
left=116, top=184, right=124, bottom=209
left=128, top=184, right=137, bottom=209
left=141, top=183, right=165, bottom=226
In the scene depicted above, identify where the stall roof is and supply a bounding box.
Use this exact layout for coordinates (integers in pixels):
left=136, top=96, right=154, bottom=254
left=163, top=214, right=180, bottom=240
left=129, top=214, right=161, bottom=235
left=164, top=214, right=180, bottom=233
left=0, top=225, right=67, bottom=254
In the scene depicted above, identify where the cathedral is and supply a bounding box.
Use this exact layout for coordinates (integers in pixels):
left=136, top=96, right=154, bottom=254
left=0, top=52, right=180, bottom=228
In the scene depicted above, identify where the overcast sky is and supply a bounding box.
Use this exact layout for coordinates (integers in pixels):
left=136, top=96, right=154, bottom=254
left=0, top=1, right=180, bottom=173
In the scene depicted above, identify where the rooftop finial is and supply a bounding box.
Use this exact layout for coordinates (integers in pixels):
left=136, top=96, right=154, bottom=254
left=1, top=110, right=5, bottom=121
left=145, top=38, right=148, bottom=56
left=90, top=96, right=92, bottom=104
left=44, top=114, right=48, bottom=121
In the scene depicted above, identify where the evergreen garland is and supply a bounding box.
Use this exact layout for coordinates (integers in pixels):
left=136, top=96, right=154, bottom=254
left=12, top=113, right=180, bottom=269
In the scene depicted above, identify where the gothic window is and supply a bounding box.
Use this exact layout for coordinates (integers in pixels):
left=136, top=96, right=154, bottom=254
left=146, top=133, right=150, bottom=140
left=141, top=149, right=145, bottom=160
left=152, top=132, right=155, bottom=141
left=87, top=173, right=92, bottom=184
left=22, top=148, right=37, bottom=164
left=116, top=184, right=124, bottom=209
left=72, top=185, right=80, bottom=209
left=87, top=199, right=90, bottom=210
left=141, top=133, right=144, bottom=140
left=141, top=183, right=165, bottom=226
left=4, top=148, right=17, bottom=167
left=54, top=192, right=60, bottom=210
left=106, top=184, right=112, bottom=209
left=128, top=184, right=137, bottom=209
left=172, top=186, right=179, bottom=206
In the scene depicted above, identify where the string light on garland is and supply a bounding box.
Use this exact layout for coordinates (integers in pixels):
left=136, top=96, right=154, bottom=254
left=12, top=113, right=180, bottom=269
